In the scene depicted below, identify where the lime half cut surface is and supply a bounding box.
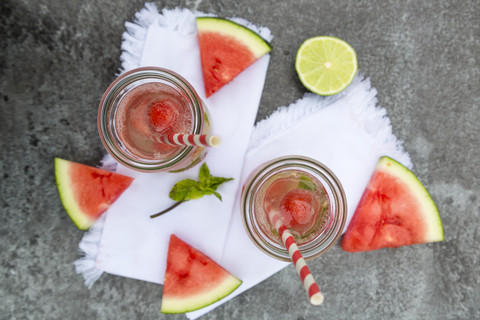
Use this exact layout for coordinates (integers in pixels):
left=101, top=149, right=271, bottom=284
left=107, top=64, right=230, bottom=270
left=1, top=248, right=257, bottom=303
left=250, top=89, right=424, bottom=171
left=295, top=36, right=358, bottom=96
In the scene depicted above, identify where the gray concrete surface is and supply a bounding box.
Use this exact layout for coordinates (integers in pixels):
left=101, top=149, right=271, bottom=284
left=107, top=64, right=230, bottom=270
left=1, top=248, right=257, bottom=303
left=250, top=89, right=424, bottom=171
left=1, top=0, right=479, bottom=319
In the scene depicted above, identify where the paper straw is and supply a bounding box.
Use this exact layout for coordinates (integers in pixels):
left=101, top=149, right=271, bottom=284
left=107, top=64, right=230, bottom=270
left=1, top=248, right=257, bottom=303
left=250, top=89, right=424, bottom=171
left=155, top=134, right=221, bottom=147
left=270, top=211, right=324, bottom=306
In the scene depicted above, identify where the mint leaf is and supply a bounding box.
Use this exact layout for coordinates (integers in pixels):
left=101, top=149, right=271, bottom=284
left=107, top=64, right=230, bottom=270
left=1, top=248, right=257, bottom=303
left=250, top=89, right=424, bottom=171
left=198, top=163, right=233, bottom=190
left=298, top=175, right=316, bottom=191
left=196, top=186, right=222, bottom=201
left=151, top=163, right=233, bottom=219
left=169, top=179, right=205, bottom=201
left=212, top=191, right=222, bottom=201
left=198, top=163, right=210, bottom=185
left=207, top=176, right=234, bottom=190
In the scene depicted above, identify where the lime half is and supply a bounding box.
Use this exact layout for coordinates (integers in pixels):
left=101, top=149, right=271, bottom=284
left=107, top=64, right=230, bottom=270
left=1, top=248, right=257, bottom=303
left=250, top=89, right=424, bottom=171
left=295, top=36, right=358, bottom=96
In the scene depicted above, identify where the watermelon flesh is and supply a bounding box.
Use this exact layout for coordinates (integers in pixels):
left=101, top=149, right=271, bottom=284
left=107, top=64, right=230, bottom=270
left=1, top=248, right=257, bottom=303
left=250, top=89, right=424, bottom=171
left=161, top=235, right=242, bottom=314
left=54, top=157, right=133, bottom=230
left=196, top=17, right=272, bottom=97
left=279, top=189, right=317, bottom=231
left=341, top=156, right=443, bottom=252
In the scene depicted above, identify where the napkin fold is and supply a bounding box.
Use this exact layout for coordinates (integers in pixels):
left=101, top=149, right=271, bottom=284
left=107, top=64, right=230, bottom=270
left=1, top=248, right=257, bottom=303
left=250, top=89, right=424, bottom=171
left=75, top=4, right=412, bottom=320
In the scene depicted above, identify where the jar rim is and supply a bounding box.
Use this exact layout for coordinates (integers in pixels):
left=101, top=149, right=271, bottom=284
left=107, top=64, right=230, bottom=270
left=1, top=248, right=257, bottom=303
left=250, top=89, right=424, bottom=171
left=241, top=155, right=347, bottom=261
left=97, top=67, right=204, bottom=172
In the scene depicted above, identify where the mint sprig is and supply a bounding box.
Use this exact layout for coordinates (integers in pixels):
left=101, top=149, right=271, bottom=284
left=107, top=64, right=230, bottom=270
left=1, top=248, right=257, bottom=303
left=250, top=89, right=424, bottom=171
left=150, top=163, right=233, bottom=219
left=298, top=174, right=316, bottom=191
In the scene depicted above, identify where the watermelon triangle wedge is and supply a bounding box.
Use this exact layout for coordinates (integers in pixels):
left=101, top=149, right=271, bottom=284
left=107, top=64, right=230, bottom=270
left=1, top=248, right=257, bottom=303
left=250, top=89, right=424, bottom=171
left=196, top=17, right=272, bottom=97
left=54, top=157, right=134, bottom=230
left=341, top=156, right=444, bottom=252
left=161, top=235, right=242, bottom=314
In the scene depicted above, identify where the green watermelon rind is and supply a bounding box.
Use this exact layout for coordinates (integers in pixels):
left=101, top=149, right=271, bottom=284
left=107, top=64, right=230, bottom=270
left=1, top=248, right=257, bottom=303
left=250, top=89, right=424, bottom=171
left=161, top=275, right=242, bottom=314
left=196, top=17, right=272, bottom=58
left=378, top=156, right=444, bottom=242
left=54, top=157, right=93, bottom=230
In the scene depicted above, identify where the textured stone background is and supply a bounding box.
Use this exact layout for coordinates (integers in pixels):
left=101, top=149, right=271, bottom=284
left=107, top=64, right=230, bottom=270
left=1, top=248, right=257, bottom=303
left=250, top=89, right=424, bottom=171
left=1, top=0, right=479, bottom=319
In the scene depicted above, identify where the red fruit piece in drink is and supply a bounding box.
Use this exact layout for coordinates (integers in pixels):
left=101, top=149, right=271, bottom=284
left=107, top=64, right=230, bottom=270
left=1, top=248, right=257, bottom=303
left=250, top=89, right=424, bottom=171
left=263, top=178, right=299, bottom=222
left=148, top=99, right=179, bottom=133
left=279, top=189, right=315, bottom=228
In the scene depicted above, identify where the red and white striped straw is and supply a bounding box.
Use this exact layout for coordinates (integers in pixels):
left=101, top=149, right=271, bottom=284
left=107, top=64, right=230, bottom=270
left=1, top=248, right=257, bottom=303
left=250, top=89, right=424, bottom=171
left=270, top=211, right=324, bottom=306
left=156, top=134, right=221, bottom=148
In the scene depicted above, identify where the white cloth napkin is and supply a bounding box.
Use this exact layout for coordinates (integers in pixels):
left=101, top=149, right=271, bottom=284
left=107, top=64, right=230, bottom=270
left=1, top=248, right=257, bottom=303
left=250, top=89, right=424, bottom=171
left=75, top=4, right=272, bottom=288
left=186, top=77, right=412, bottom=318
left=83, top=6, right=271, bottom=284
left=75, top=4, right=412, bottom=320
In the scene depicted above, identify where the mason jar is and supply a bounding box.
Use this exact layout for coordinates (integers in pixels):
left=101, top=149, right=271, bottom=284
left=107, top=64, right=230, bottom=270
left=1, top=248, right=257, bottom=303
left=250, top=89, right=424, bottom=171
left=241, top=155, right=347, bottom=261
left=98, top=67, right=210, bottom=172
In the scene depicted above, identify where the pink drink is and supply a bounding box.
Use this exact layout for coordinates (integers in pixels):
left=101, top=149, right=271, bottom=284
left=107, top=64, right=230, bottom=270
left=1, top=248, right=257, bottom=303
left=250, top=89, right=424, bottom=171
left=241, top=156, right=347, bottom=261
left=255, top=169, right=330, bottom=245
left=98, top=67, right=210, bottom=172
left=115, top=82, right=193, bottom=160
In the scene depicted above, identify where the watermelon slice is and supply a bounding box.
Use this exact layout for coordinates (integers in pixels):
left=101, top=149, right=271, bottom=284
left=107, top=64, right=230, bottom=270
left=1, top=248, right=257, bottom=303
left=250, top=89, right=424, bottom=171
left=161, top=235, right=242, bottom=314
left=54, top=157, right=133, bottom=230
left=196, top=17, right=272, bottom=97
left=341, top=156, right=444, bottom=252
